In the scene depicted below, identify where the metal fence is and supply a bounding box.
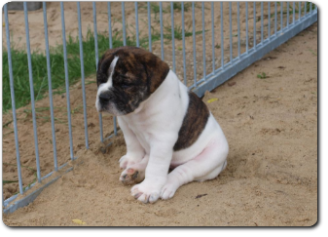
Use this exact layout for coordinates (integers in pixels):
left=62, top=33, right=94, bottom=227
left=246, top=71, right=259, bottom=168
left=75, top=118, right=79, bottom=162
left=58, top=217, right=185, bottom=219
left=2, top=2, right=317, bottom=213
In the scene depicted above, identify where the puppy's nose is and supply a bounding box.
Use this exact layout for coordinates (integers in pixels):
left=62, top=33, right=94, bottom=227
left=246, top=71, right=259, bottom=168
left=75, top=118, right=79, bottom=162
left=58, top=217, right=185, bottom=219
left=99, top=92, right=112, bottom=103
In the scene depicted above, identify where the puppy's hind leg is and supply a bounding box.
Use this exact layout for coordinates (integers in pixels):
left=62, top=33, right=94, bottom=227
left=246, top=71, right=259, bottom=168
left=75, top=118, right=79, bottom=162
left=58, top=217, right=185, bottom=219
left=160, top=139, right=228, bottom=200
left=120, top=155, right=149, bottom=184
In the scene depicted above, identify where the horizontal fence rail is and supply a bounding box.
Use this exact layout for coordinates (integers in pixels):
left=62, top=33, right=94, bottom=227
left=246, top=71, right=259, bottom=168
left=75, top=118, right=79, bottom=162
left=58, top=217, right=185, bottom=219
left=2, top=2, right=317, bottom=213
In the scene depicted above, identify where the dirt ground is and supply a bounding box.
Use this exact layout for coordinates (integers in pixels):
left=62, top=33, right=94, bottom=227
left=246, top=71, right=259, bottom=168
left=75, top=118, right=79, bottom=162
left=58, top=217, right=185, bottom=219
left=2, top=2, right=317, bottom=226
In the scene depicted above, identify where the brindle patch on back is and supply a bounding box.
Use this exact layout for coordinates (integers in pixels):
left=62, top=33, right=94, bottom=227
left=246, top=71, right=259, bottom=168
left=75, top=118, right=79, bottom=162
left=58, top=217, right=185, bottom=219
left=173, top=92, right=210, bottom=151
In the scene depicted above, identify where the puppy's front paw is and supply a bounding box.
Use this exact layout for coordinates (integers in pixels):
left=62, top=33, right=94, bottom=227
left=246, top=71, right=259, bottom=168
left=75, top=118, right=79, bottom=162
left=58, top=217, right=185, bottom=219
left=120, top=168, right=145, bottom=185
left=131, top=180, right=164, bottom=204
left=119, top=155, right=140, bottom=169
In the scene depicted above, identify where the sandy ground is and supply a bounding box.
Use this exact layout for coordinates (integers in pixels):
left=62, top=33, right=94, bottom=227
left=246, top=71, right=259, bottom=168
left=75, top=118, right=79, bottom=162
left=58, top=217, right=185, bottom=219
left=2, top=2, right=317, bottom=226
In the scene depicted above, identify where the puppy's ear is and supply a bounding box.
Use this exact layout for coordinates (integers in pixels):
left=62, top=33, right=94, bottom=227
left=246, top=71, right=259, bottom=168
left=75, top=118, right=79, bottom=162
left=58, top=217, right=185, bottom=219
left=142, top=52, right=170, bottom=94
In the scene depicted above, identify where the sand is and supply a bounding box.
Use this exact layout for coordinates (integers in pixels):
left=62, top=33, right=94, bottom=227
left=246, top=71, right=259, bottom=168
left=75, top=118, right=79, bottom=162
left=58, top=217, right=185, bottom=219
left=2, top=2, right=317, bottom=226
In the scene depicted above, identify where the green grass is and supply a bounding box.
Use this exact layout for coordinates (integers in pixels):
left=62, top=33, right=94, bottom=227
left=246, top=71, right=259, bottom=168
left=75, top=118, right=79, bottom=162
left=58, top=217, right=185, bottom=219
left=164, top=25, right=204, bottom=40
left=150, top=2, right=161, bottom=14
left=138, top=3, right=166, bottom=21
left=3, top=162, right=37, bottom=192
left=172, top=2, right=192, bottom=12
left=257, top=72, right=267, bottom=79
left=285, top=2, right=316, bottom=13
left=2, top=120, right=13, bottom=128
left=21, top=106, right=68, bottom=124
left=308, top=48, right=317, bottom=56
left=257, top=2, right=316, bottom=22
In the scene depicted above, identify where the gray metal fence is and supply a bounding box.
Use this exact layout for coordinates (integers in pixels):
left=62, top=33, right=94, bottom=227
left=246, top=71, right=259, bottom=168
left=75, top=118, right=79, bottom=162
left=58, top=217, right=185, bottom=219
left=2, top=2, right=317, bottom=213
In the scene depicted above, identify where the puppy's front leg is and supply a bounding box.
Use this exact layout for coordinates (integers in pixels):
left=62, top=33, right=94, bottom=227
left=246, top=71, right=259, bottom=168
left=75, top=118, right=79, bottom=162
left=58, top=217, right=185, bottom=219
left=131, top=142, right=173, bottom=203
left=118, top=117, right=145, bottom=169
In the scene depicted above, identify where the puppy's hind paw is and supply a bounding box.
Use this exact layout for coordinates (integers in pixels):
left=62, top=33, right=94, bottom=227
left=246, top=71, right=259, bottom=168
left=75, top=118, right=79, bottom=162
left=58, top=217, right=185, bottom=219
left=120, top=168, right=144, bottom=185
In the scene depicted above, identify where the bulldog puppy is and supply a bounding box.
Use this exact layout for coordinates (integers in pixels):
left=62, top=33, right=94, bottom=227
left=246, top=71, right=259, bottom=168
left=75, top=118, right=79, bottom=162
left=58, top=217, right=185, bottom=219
left=95, top=46, right=229, bottom=203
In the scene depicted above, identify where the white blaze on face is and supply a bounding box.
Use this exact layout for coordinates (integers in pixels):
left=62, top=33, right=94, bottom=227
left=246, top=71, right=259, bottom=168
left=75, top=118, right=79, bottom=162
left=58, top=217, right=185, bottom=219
left=107, top=56, right=119, bottom=88
left=95, top=56, right=119, bottom=112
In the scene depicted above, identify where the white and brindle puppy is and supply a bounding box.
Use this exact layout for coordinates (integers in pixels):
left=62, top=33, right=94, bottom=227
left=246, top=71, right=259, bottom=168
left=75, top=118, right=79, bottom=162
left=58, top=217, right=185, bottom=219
left=95, top=46, right=229, bottom=204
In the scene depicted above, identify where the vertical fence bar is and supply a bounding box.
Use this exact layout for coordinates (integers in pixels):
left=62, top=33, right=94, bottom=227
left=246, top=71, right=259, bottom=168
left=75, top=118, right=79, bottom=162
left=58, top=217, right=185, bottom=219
left=122, top=2, right=126, bottom=46
left=93, top=2, right=103, bottom=142
left=108, top=3, right=116, bottom=135
left=181, top=2, right=187, bottom=85
left=192, top=2, right=197, bottom=85
left=24, top=2, right=42, bottom=181
left=201, top=2, right=206, bottom=79
left=293, top=2, right=295, bottom=24
left=43, top=2, right=58, bottom=169
left=310, top=3, right=312, bottom=13
left=4, top=4, right=24, bottom=194
left=246, top=2, right=249, bottom=53
left=220, top=2, right=224, bottom=68
left=60, top=2, right=75, bottom=160
left=135, top=2, right=139, bottom=47
left=229, top=2, right=232, bottom=62
left=268, top=2, right=271, bottom=39
left=93, top=2, right=99, bottom=66
left=281, top=2, right=283, bottom=30
left=298, top=2, right=301, bottom=20
left=313, top=4, right=316, bottom=13
left=274, top=2, right=277, bottom=34
left=147, top=2, right=152, bottom=52
left=261, top=2, right=263, bottom=43
left=77, top=2, right=89, bottom=149
left=287, top=2, right=289, bottom=27
left=159, top=2, right=164, bottom=60
left=170, top=2, right=176, bottom=73
left=113, top=116, right=117, bottom=136
left=237, top=2, right=240, bottom=57
left=108, top=3, right=113, bottom=49
left=253, top=2, right=256, bottom=48
left=211, top=2, right=215, bottom=72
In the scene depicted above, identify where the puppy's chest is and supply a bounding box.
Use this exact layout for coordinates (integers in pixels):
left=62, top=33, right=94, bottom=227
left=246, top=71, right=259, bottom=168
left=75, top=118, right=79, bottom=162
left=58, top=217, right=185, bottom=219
left=126, top=120, right=152, bottom=151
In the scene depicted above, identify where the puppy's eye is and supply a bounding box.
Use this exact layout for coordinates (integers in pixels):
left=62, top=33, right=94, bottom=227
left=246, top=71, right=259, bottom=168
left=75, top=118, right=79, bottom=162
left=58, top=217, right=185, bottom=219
left=97, top=73, right=108, bottom=86
left=120, top=82, right=132, bottom=89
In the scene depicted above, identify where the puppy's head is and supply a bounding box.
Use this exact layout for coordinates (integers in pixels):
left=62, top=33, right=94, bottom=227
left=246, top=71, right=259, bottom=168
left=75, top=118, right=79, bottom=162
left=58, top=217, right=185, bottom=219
left=95, top=46, right=169, bottom=116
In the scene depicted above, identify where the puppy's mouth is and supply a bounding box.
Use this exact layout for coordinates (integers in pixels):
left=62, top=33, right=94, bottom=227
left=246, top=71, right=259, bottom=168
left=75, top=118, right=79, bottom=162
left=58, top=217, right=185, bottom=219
left=97, top=105, right=117, bottom=115
left=96, top=101, right=124, bottom=116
